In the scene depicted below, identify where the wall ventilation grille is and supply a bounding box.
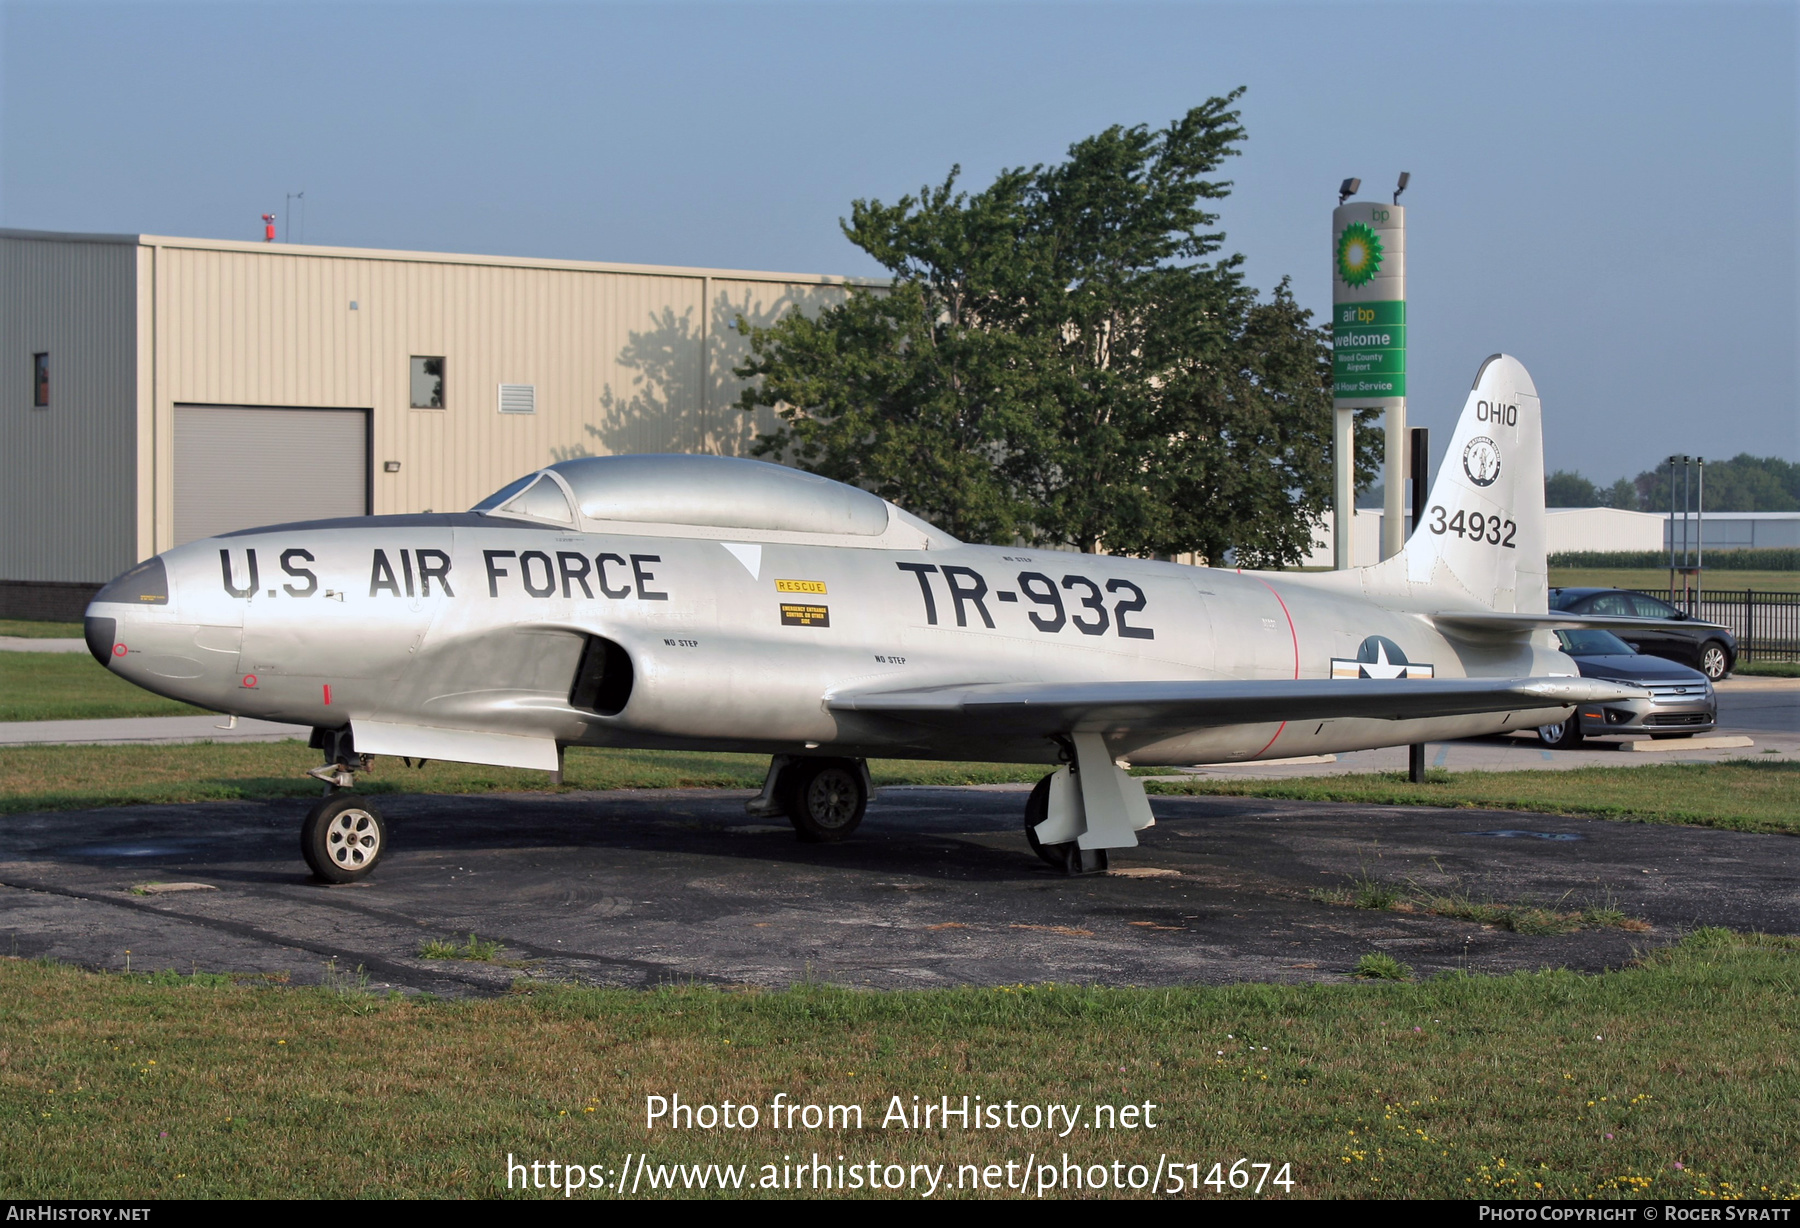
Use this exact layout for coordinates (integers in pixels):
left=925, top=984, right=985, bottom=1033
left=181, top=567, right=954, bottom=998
left=498, top=384, right=536, bottom=414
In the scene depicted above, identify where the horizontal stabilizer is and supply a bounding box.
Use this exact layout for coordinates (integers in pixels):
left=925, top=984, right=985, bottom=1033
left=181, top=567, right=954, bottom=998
left=1430, top=611, right=1704, bottom=638
left=828, top=676, right=1645, bottom=739
left=1431, top=611, right=1606, bottom=636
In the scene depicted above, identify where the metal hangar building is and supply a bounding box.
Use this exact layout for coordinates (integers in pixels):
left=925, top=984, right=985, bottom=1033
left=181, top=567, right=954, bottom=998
left=0, top=228, right=860, bottom=618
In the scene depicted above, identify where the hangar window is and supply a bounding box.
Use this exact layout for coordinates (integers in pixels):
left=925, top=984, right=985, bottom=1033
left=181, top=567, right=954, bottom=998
left=410, top=356, right=445, bottom=409
left=32, top=353, right=49, bottom=407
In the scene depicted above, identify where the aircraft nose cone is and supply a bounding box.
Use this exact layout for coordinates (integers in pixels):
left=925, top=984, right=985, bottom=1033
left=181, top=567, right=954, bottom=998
left=87, top=554, right=173, bottom=668
left=83, top=614, right=117, bottom=667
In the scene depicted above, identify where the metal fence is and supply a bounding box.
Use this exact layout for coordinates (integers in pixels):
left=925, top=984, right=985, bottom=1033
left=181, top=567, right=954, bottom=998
left=1630, top=589, right=1800, bottom=663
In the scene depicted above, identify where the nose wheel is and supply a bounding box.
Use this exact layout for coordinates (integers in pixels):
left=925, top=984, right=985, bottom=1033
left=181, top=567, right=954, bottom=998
left=301, top=793, right=387, bottom=883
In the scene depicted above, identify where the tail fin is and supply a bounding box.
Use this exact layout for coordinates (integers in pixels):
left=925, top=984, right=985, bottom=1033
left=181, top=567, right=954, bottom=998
left=1393, top=353, right=1547, bottom=613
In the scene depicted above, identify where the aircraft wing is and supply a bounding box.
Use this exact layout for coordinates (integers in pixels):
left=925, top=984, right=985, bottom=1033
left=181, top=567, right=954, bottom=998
left=826, top=676, right=1643, bottom=738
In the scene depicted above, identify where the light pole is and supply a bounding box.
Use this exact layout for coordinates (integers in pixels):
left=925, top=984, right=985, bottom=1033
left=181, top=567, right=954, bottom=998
left=286, top=191, right=305, bottom=244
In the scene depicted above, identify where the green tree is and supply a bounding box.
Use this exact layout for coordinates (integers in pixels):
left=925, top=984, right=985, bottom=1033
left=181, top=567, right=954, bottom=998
left=1601, top=477, right=1639, bottom=510
left=734, top=94, right=1380, bottom=564
left=1633, top=454, right=1800, bottom=513
left=1545, top=469, right=1601, bottom=507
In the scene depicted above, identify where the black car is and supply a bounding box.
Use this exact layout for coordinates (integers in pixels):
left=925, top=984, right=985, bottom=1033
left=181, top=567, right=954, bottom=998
left=1547, top=587, right=1737, bottom=681
left=1537, top=629, right=1716, bottom=749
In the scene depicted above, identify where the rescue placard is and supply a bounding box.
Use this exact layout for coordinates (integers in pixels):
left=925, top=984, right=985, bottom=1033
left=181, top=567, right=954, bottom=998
left=775, top=579, right=828, bottom=595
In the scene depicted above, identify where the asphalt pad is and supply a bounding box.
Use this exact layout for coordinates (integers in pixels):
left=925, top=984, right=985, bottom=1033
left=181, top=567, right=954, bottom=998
left=1, top=786, right=1794, bottom=996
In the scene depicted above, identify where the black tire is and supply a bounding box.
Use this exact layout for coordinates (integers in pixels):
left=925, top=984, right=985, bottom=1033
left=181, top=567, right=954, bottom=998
left=1537, top=718, right=1584, bottom=750
left=301, top=793, right=387, bottom=883
left=781, top=758, right=867, bottom=843
left=1698, top=641, right=1730, bottom=682
left=1022, top=772, right=1109, bottom=874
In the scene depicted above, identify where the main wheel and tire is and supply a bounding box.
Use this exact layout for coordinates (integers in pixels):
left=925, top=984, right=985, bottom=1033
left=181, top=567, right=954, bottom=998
left=780, top=758, right=868, bottom=843
left=1537, top=719, right=1584, bottom=750
left=1698, top=641, right=1730, bottom=682
left=301, top=793, right=387, bottom=883
left=1022, top=771, right=1108, bottom=875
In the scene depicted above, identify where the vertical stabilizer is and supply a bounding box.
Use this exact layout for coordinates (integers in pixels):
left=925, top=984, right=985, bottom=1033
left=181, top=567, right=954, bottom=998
left=1394, top=354, right=1547, bottom=612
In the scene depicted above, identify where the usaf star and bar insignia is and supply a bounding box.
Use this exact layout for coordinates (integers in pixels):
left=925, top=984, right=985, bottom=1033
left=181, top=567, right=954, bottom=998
left=1330, top=634, right=1435, bottom=680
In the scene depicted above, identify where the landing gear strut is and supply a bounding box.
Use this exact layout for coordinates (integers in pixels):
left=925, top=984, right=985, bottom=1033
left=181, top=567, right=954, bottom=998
left=748, top=755, right=871, bottom=843
left=302, top=726, right=386, bottom=884
left=1023, top=772, right=1109, bottom=875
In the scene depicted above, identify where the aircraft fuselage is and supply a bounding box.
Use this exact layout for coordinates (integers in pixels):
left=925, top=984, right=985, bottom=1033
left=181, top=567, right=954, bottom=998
left=94, top=514, right=1573, bottom=768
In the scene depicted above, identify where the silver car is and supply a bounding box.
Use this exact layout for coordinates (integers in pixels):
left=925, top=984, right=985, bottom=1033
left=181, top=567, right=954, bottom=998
left=1537, top=629, right=1715, bottom=748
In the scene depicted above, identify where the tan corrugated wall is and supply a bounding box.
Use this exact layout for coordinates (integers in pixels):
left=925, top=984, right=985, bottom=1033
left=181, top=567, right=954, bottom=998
left=0, top=235, right=138, bottom=583
left=147, top=240, right=850, bottom=552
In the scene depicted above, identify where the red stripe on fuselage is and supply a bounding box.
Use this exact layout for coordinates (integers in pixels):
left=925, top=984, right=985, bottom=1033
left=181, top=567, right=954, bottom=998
left=1248, top=573, right=1300, bottom=757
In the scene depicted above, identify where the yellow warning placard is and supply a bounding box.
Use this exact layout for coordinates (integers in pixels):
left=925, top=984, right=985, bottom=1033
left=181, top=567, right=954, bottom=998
left=775, top=579, right=827, bottom=595
left=780, top=603, right=830, bottom=627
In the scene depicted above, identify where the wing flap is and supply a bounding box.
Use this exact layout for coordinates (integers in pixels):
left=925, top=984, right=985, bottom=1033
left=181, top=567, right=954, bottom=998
left=827, top=676, right=1643, bottom=738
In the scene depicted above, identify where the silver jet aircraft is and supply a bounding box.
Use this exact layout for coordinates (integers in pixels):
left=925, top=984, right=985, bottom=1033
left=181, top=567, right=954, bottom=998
left=87, top=354, right=1639, bottom=881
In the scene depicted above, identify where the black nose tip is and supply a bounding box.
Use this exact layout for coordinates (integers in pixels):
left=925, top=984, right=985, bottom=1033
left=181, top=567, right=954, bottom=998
left=84, top=615, right=117, bottom=667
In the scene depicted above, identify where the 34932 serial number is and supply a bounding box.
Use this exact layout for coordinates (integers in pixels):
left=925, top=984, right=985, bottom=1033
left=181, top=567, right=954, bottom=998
left=1428, top=505, right=1516, bottom=548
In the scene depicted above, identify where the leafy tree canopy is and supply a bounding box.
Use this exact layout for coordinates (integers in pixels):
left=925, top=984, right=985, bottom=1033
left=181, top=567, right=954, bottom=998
left=733, top=92, right=1380, bottom=564
left=1634, top=454, right=1800, bottom=513
left=1545, top=470, right=1602, bottom=507
left=1551, top=456, right=1800, bottom=512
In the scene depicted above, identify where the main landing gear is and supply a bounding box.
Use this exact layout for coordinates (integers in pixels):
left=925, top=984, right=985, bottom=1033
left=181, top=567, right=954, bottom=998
left=302, top=727, right=386, bottom=884
left=747, top=755, right=871, bottom=842
left=1023, top=772, right=1109, bottom=876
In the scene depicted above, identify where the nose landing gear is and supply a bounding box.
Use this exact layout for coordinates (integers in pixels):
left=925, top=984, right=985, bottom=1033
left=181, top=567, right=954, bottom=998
left=301, top=793, right=387, bottom=884
left=302, top=727, right=386, bottom=884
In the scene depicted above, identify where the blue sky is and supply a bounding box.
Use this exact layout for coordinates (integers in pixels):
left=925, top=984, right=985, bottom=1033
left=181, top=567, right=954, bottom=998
left=3, top=1, right=1794, bottom=481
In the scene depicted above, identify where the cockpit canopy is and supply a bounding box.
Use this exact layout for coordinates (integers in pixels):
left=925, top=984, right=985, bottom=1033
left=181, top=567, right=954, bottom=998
left=472, top=454, right=904, bottom=538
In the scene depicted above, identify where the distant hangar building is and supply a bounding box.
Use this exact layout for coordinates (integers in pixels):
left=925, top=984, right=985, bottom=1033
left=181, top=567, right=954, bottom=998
left=1, top=228, right=862, bottom=619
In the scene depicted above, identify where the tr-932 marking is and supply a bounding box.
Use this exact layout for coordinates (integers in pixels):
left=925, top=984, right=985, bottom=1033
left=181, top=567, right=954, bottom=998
left=897, top=563, right=1153, bottom=639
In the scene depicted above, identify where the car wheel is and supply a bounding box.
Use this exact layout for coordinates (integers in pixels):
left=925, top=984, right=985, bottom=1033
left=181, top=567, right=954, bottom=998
left=1537, top=720, right=1583, bottom=750
left=1698, top=641, right=1729, bottom=682
left=301, top=793, right=386, bottom=883
left=780, top=758, right=867, bottom=843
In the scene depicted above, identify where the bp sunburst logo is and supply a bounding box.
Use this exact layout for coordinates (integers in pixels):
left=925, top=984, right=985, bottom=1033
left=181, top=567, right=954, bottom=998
left=1336, top=222, right=1384, bottom=288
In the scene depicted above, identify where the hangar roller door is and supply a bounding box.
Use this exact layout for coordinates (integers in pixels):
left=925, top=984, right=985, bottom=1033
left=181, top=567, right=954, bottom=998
left=173, top=405, right=370, bottom=545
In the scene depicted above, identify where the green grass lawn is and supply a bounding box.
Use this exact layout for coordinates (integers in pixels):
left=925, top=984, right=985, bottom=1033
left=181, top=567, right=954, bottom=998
left=0, top=651, right=209, bottom=722
left=0, top=743, right=1792, bottom=839
left=1735, top=660, right=1800, bottom=677
left=1144, top=760, right=1800, bottom=836
left=1, top=930, right=1795, bottom=1199
left=0, top=740, right=1044, bottom=816
left=0, top=618, right=84, bottom=638
left=1548, top=568, right=1800, bottom=594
